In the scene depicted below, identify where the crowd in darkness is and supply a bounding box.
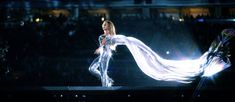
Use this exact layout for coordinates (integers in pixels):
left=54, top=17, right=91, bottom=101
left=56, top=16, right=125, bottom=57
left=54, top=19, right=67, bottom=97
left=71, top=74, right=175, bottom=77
left=0, top=8, right=235, bottom=86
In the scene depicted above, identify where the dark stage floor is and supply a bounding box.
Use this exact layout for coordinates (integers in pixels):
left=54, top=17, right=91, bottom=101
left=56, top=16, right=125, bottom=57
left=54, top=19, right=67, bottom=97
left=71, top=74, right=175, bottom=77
left=0, top=66, right=235, bottom=102
left=0, top=85, right=234, bottom=102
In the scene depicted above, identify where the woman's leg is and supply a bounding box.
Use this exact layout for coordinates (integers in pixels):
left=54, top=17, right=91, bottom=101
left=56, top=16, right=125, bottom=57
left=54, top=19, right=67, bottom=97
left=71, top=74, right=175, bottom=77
left=88, top=57, right=101, bottom=79
left=101, top=55, right=113, bottom=87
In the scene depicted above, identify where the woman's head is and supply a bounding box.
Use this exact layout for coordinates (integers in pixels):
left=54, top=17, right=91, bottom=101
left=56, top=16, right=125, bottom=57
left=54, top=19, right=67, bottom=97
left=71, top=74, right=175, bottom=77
left=102, top=20, right=116, bottom=35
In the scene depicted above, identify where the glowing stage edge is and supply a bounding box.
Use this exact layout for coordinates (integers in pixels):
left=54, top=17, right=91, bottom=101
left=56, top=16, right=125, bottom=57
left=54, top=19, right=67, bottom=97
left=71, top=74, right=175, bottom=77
left=89, top=29, right=234, bottom=86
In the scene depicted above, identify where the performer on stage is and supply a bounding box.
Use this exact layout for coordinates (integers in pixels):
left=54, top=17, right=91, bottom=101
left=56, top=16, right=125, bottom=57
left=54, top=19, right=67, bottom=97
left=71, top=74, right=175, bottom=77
left=89, top=20, right=116, bottom=87
left=89, top=20, right=234, bottom=87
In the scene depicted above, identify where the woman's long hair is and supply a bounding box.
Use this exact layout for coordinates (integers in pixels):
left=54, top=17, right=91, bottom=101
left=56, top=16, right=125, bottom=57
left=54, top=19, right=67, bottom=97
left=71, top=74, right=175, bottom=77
left=102, top=20, right=116, bottom=35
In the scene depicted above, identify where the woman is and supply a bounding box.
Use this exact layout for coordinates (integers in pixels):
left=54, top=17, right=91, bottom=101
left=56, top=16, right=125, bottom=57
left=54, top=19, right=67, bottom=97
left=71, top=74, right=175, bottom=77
left=89, top=20, right=116, bottom=87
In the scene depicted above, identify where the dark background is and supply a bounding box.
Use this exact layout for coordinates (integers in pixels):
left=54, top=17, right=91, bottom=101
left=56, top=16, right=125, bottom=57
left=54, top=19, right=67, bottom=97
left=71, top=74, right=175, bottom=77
left=0, top=0, right=235, bottom=101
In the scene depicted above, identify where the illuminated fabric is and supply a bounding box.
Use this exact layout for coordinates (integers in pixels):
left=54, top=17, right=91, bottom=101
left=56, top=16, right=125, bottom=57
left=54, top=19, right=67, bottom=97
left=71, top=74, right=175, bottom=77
left=111, top=35, right=230, bottom=83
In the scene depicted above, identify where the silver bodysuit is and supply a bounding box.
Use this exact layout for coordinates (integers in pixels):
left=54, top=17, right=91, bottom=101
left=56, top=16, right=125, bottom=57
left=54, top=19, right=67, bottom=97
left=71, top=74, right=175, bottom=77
left=89, top=34, right=114, bottom=87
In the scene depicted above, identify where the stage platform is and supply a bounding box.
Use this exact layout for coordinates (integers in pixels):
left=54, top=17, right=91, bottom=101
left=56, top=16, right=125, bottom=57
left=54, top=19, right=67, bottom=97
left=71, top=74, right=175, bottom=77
left=0, top=86, right=234, bottom=102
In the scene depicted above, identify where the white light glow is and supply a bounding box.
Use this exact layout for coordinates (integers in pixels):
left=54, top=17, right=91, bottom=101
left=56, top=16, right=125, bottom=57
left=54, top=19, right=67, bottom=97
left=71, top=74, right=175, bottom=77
left=111, top=35, right=230, bottom=83
left=166, top=51, right=170, bottom=54
left=35, top=18, right=40, bottom=22
left=179, top=18, right=184, bottom=22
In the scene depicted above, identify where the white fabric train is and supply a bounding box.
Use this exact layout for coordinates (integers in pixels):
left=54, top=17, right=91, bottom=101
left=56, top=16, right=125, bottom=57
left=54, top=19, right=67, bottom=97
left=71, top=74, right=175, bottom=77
left=110, top=35, right=231, bottom=83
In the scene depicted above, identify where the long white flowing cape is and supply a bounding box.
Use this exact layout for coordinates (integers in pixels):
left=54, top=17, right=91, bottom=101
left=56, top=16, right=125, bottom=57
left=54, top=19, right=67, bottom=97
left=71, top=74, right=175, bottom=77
left=111, top=35, right=231, bottom=83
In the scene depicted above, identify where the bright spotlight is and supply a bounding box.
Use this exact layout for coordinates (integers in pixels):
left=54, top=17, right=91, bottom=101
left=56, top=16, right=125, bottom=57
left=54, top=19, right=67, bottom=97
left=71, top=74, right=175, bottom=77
left=179, top=18, right=184, bottom=22
left=35, top=18, right=40, bottom=22
left=166, top=51, right=170, bottom=55
left=101, top=17, right=105, bottom=21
